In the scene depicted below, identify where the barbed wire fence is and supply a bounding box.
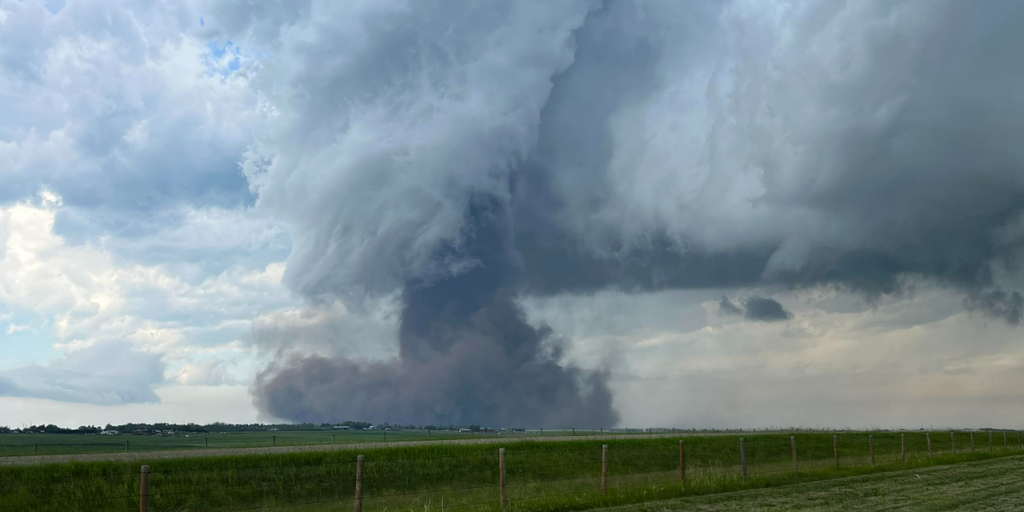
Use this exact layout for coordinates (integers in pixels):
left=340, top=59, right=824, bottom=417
left=2, top=430, right=1021, bottom=512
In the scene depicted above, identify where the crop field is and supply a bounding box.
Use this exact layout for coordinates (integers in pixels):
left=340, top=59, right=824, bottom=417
left=1, top=430, right=1020, bottom=512
left=0, top=429, right=628, bottom=457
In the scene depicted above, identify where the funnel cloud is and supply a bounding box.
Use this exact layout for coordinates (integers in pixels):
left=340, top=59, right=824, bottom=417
left=226, top=0, right=1024, bottom=426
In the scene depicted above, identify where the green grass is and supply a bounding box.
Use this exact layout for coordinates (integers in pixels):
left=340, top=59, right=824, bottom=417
left=593, top=455, right=1024, bottom=511
left=0, top=429, right=625, bottom=457
left=0, top=431, right=1019, bottom=512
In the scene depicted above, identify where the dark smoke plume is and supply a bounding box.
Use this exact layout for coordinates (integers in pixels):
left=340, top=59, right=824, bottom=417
left=256, top=198, right=618, bottom=427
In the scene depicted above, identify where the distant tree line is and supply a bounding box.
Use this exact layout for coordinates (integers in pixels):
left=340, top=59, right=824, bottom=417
left=0, top=421, right=493, bottom=434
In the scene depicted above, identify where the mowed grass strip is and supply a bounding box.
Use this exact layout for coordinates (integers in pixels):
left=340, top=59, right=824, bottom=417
left=1, top=432, right=1019, bottom=512
left=0, top=429, right=635, bottom=458
left=0, top=430, right=495, bottom=457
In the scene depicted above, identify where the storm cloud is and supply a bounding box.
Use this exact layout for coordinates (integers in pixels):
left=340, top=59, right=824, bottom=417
left=717, top=296, right=792, bottom=322
left=219, top=0, right=1024, bottom=426
left=743, top=297, right=793, bottom=323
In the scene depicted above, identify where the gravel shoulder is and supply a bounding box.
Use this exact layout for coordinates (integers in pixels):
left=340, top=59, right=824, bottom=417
left=0, top=432, right=684, bottom=466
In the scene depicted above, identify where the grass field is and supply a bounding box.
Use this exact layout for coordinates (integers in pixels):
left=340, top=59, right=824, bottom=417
left=0, top=431, right=1018, bottom=512
left=597, top=455, right=1024, bottom=511
left=0, top=429, right=628, bottom=457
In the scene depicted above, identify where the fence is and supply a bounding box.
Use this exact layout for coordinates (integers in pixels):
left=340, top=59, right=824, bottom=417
left=2, top=430, right=1021, bottom=512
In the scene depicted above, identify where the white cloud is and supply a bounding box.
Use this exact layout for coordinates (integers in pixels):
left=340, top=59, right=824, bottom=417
left=0, top=341, right=164, bottom=405
left=0, top=192, right=297, bottom=404
left=0, top=384, right=259, bottom=427
left=0, top=0, right=265, bottom=211
left=176, top=357, right=239, bottom=386
left=6, top=323, right=30, bottom=335
left=529, top=284, right=1024, bottom=428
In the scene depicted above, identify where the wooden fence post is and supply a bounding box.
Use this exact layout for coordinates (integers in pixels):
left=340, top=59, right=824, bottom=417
left=901, top=434, right=906, bottom=463
left=1004, top=431, right=1008, bottom=450
left=383, top=431, right=386, bottom=443
left=332, top=434, right=336, bottom=443
left=354, top=455, right=364, bottom=512
left=499, top=448, right=507, bottom=508
left=205, top=437, right=209, bottom=449
left=139, top=465, right=151, bottom=512
left=126, top=440, right=130, bottom=452
left=1018, top=430, right=1021, bottom=450
left=927, top=433, right=932, bottom=458
left=679, top=440, right=686, bottom=486
left=970, top=431, right=975, bottom=452
left=869, top=435, right=875, bottom=465
left=791, top=436, right=797, bottom=475
left=740, top=438, right=747, bottom=478
left=273, top=435, right=276, bottom=447
left=602, top=444, right=609, bottom=493
left=572, top=428, right=575, bottom=436
left=951, top=431, right=956, bottom=454
left=989, top=431, right=992, bottom=453
left=833, top=435, right=839, bottom=468
left=33, top=443, right=37, bottom=454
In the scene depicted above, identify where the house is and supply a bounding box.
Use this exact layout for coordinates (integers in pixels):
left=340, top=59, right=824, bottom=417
left=458, top=428, right=471, bottom=433
left=100, top=430, right=119, bottom=436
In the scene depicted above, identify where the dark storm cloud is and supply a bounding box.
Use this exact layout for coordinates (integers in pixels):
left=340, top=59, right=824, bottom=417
left=224, top=0, right=1024, bottom=425
left=743, top=297, right=792, bottom=322
left=964, top=289, right=1024, bottom=325
left=718, top=297, right=743, bottom=317
left=716, top=296, right=791, bottom=322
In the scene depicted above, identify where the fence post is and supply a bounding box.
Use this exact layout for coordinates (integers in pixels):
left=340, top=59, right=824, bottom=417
left=383, top=431, right=387, bottom=443
left=951, top=431, right=956, bottom=454
left=901, top=434, right=906, bottom=463
left=273, top=435, right=276, bottom=447
left=33, top=443, right=37, bottom=454
left=989, top=431, right=992, bottom=453
left=602, top=444, right=609, bottom=493
left=354, top=455, right=364, bottom=512
left=333, top=434, right=336, bottom=443
left=1004, top=431, right=1007, bottom=450
left=970, top=431, right=975, bottom=452
left=833, top=435, right=839, bottom=468
left=1019, top=430, right=1021, bottom=450
left=679, top=440, right=686, bottom=486
left=869, top=435, right=875, bottom=465
left=791, top=436, right=797, bottom=475
left=740, top=438, right=747, bottom=478
left=927, top=433, right=932, bottom=459
left=572, top=428, right=575, bottom=436
left=139, top=465, right=150, bottom=512
left=126, top=440, right=130, bottom=452
left=499, top=448, right=507, bottom=508
left=205, top=437, right=209, bottom=449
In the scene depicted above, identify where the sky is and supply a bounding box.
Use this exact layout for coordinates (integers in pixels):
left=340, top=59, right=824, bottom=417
left=2, top=0, right=1024, bottom=430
